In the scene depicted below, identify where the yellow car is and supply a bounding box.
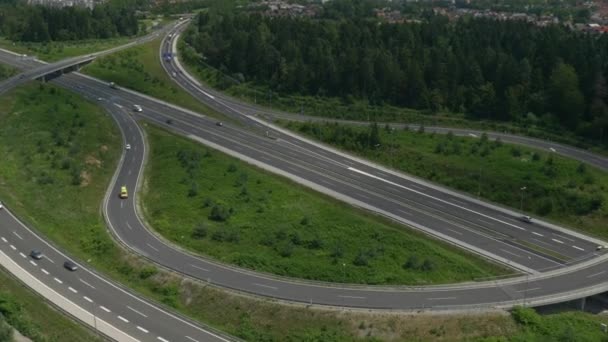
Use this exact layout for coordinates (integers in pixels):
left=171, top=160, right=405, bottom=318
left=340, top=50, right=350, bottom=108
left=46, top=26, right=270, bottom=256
left=120, top=186, right=128, bottom=199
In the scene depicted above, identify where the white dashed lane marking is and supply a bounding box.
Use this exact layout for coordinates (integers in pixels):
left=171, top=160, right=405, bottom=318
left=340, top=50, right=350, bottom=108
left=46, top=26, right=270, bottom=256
left=9, top=245, right=16, bottom=250
left=587, top=271, right=606, bottom=278
left=29, top=260, right=37, bottom=266
left=157, top=337, right=169, bottom=342
left=551, top=238, right=564, bottom=244
left=79, top=278, right=96, bottom=289
left=68, top=287, right=77, bottom=294
left=572, top=245, right=585, bottom=252
left=12, top=232, right=23, bottom=240
left=338, top=295, right=366, bottom=299
left=253, top=283, right=278, bottom=290
left=127, top=306, right=148, bottom=318
left=189, top=264, right=209, bottom=272
left=54, top=277, right=62, bottom=284
left=137, top=326, right=149, bottom=333
left=83, top=296, right=93, bottom=303
left=553, top=234, right=575, bottom=242
left=41, top=269, right=49, bottom=275
left=118, top=316, right=129, bottom=323
left=19, top=252, right=26, bottom=258
left=531, top=231, right=544, bottom=237
left=99, top=306, right=111, bottom=313
left=427, top=297, right=457, bottom=300
left=0, top=237, right=6, bottom=243
left=185, top=337, right=200, bottom=342
left=146, top=243, right=159, bottom=252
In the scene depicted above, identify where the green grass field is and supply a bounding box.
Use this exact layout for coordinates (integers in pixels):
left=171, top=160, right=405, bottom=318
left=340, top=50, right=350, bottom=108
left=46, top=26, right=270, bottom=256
left=141, top=125, right=508, bottom=284
left=81, top=37, right=222, bottom=119
left=0, top=268, right=102, bottom=342
left=283, top=121, right=608, bottom=241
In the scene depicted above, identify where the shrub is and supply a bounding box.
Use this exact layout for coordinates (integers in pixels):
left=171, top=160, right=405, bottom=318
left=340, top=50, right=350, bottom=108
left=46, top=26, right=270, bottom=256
left=307, top=237, right=324, bottom=250
left=300, top=216, right=310, bottom=225
left=511, top=147, right=521, bottom=157
left=138, top=266, right=158, bottom=279
left=353, top=252, right=369, bottom=267
left=279, top=242, right=294, bottom=257
left=209, top=204, right=230, bottom=221
left=421, top=259, right=436, bottom=272
left=187, top=182, right=198, bottom=197
left=531, top=152, right=541, bottom=161
left=511, top=306, right=542, bottom=328
left=403, top=255, right=420, bottom=270
left=192, top=223, right=208, bottom=239
left=227, top=163, right=237, bottom=172
left=576, top=162, right=586, bottom=174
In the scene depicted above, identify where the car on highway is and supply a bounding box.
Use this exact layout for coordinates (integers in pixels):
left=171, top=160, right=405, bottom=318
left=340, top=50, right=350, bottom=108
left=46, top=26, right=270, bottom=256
left=109, top=82, right=117, bottom=89
left=126, top=144, right=131, bottom=150
left=0, top=201, right=3, bottom=209
left=63, top=261, right=78, bottom=272
left=120, top=186, right=128, bottom=199
left=520, top=215, right=533, bottom=223
left=29, top=250, right=43, bottom=260
left=133, top=104, right=143, bottom=112
left=97, top=97, right=103, bottom=101
left=216, top=121, right=223, bottom=127
left=597, top=245, right=607, bottom=251
left=171, top=71, right=177, bottom=77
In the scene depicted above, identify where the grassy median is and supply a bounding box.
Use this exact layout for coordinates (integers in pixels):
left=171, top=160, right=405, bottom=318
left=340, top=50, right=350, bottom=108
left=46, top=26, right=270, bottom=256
left=281, top=121, right=608, bottom=241
left=142, top=125, right=508, bottom=284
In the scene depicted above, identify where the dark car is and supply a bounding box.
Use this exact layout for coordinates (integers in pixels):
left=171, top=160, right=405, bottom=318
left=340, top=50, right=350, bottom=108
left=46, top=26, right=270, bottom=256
left=63, top=260, right=78, bottom=271
left=216, top=121, right=223, bottom=127
left=29, top=250, right=43, bottom=260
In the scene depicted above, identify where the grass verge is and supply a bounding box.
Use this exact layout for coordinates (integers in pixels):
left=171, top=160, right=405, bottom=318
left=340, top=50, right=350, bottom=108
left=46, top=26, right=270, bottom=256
left=0, top=267, right=102, bottom=342
left=141, top=124, right=508, bottom=284
left=282, top=121, right=608, bottom=241
left=0, top=83, right=605, bottom=342
left=80, top=36, right=222, bottom=120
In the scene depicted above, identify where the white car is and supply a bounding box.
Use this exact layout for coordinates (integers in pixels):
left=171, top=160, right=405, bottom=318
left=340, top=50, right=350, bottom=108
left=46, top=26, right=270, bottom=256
left=126, top=144, right=131, bottom=150
left=520, top=215, right=533, bottom=223
left=0, top=202, right=3, bottom=209
left=133, top=105, right=143, bottom=112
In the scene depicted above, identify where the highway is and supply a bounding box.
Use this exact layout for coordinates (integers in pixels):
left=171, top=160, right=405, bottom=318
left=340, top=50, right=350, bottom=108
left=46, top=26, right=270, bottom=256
left=0, top=17, right=607, bottom=342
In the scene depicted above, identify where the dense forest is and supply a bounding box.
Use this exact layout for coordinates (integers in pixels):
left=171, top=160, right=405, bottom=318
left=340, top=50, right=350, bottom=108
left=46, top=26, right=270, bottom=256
left=0, top=0, right=140, bottom=42
left=183, top=6, right=608, bottom=143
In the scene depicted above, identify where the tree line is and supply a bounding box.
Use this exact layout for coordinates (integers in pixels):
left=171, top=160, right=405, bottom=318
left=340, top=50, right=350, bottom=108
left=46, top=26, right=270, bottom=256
left=183, top=7, right=608, bottom=144
left=0, top=0, right=140, bottom=42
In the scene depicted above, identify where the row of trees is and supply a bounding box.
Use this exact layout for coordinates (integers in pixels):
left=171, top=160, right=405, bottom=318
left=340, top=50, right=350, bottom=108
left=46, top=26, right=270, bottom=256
left=184, top=8, right=608, bottom=143
left=0, top=0, right=140, bottom=42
